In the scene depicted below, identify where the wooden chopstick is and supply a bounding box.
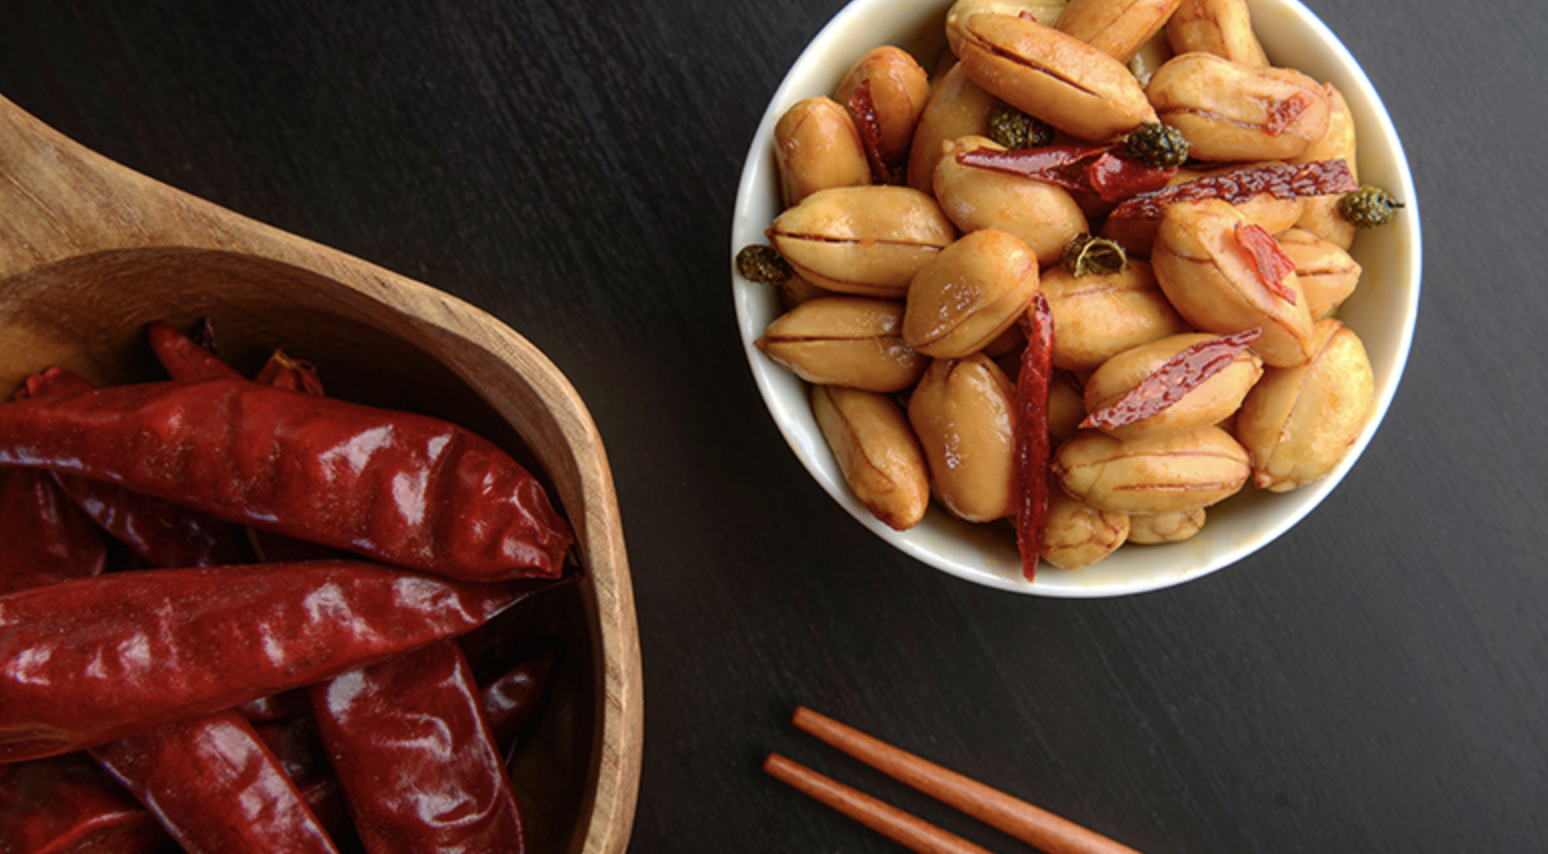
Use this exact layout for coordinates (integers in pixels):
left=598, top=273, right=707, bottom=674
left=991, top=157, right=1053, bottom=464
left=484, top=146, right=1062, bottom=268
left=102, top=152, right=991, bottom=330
left=764, top=752, right=998, bottom=854
left=786, top=705, right=1146, bottom=854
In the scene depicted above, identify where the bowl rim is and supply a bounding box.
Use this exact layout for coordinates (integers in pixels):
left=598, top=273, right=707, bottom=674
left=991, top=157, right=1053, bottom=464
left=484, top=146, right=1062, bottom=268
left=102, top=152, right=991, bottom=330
left=731, top=0, right=1422, bottom=597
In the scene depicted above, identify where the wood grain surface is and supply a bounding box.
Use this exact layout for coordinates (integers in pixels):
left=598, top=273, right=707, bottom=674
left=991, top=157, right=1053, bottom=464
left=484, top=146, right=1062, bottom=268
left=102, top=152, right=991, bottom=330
left=1, top=1, right=1544, bottom=852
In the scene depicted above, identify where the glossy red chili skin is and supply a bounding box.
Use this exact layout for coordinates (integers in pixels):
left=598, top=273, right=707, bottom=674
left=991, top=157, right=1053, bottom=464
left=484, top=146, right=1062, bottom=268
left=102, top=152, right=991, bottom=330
left=90, top=710, right=340, bottom=854
left=480, top=648, right=559, bottom=755
left=0, top=560, right=564, bottom=762
left=0, top=752, right=173, bottom=854
left=0, top=377, right=573, bottom=580
left=1014, top=295, right=1055, bottom=581
left=956, top=144, right=1176, bottom=202
left=1234, top=223, right=1299, bottom=303
left=1082, top=329, right=1262, bottom=431
left=147, top=320, right=244, bottom=382
left=1108, top=159, right=1358, bottom=219
left=19, top=367, right=249, bottom=568
left=311, top=639, right=527, bottom=854
left=254, top=349, right=327, bottom=396
left=0, top=468, right=108, bottom=594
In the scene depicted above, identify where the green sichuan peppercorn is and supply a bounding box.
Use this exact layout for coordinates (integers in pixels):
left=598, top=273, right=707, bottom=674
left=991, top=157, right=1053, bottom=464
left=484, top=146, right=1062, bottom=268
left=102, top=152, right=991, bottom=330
left=737, top=244, right=793, bottom=285
left=1061, top=233, right=1127, bottom=277
left=988, top=104, right=1055, bottom=150
left=1125, top=122, right=1190, bottom=169
left=1337, top=185, right=1404, bottom=228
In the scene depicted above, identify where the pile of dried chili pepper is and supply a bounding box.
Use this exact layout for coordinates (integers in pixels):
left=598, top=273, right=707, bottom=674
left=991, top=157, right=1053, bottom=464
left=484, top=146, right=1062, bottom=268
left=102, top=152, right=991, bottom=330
left=0, top=320, right=576, bottom=854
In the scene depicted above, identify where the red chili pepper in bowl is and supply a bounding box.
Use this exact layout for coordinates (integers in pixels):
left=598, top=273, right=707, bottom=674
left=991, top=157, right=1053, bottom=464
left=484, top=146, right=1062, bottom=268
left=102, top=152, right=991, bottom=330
left=0, top=559, right=567, bottom=762
left=1013, top=295, right=1055, bottom=581
left=0, top=377, right=573, bottom=580
left=90, top=710, right=341, bottom=854
left=147, top=320, right=245, bottom=382
left=0, top=752, right=173, bottom=854
left=956, top=143, right=1177, bottom=203
left=0, top=467, right=108, bottom=594
left=310, top=639, right=527, bottom=854
left=17, top=366, right=250, bottom=569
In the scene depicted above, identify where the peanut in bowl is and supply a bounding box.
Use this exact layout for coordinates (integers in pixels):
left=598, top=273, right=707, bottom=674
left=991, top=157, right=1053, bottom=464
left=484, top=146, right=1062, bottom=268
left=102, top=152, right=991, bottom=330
left=731, top=0, right=1421, bottom=596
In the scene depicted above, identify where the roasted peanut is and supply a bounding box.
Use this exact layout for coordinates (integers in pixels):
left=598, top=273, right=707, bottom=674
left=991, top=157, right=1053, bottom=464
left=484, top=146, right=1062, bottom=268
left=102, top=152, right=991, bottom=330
left=1291, top=84, right=1359, bottom=249
left=1055, top=0, right=1182, bottom=64
left=906, top=62, right=999, bottom=193
left=1126, top=28, right=1175, bottom=87
left=1039, top=259, right=1189, bottom=372
left=1165, top=0, right=1269, bottom=67
left=947, top=0, right=1068, bottom=56
left=1146, top=53, right=1330, bottom=162
left=1236, top=318, right=1374, bottom=492
left=812, top=384, right=932, bottom=530
left=908, top=355, right=1019, bottom=522
left=1151, top=199, right=1316, bottom=367
left=1053, top=425, right=1250, bottom=514
left=757, top=296, right=929, bottom=392
left=834, top=47, right=933, bottom=171
left=1082, top=332, right=1263, bottom=439
left=904, top=228, right=1041, bottom=358
left=774, top=97, right=871, bottom=206
left=932, top=136, right=1088, bottom=265
left=1275, top=227, right=1361, bottom=318
left=1040, top=486, right=1129, bottom=569
left=956, top=12, right=1156, bottom=141
left=1127, top=508, right=1205, bottom=544
left=769, top=186, right=957, bottom=297
left=1048, top=371, right=1088, bottom=443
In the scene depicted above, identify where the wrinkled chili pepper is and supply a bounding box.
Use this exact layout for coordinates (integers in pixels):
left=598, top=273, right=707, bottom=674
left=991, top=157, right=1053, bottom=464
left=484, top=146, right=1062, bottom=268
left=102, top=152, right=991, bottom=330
left=19, top=366, right=250, bottom=568
left=310, top=639, right=527, bottom=854
left=254, top=349, right=327, bottom=396
left=147, top=320, right=244, bottom=382
left=1233, top=223, right=1299, bottom=303
left=90, top=710, right=341, bottom=854
left=0, top=377, right=573, bottom=580
left=1082, top=329, right=1263, bottom=432
left=845, top=80, right=899, bottom=186
left=1107, top=159, right=1358, bottom=220
left=480, top=647, right=559, bottom=755
left=956, top=144, right=1177, bottom=202
left=238, top=688, right=314, bottom=724
left=0, top=752, right=174, bottom=854
left=0, top=559, right=567, bottom=762
left=0, top=468, right=108, bottom=594
left=1014, top=294, right=1055, bottom=581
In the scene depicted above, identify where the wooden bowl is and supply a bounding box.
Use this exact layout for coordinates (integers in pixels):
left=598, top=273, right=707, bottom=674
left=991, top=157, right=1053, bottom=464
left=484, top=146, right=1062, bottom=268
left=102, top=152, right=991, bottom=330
left=0, top=96, right=641, bottom=854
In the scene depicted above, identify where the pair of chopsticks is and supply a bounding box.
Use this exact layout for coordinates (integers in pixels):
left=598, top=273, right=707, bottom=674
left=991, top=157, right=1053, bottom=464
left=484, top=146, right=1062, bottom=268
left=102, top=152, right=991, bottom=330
left=764, top=706, right=1146, bottom=854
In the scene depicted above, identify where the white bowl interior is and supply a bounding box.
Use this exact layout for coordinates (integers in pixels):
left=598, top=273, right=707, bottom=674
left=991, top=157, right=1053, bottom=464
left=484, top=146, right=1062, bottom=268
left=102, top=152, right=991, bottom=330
left=732, top=0, right=1421, bottom=597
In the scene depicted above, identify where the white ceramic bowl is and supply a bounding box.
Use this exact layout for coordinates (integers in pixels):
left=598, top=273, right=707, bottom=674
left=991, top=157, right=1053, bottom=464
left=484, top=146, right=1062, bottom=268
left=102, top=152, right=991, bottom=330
left=732, top=0, right=1421, bottom=597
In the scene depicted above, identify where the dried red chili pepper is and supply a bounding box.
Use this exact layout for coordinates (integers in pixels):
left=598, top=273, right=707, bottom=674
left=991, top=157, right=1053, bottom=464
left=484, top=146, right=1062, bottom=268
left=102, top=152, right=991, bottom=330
left=0, top=468, right=108, bottom=594
left=147, top=320, right=244, bottom=382
left=0, top=752, right=173, bottom=854
left=310, top=639, right=527, bottom=854
left=845, top=80, right=898, bottom=185
left=1264, top=92, right=1314, bottom=137
left=18, top=366, right=250, bottom=569
left=1014, top=294, right=1055, bottom=581
left=0, top=377, right=573, bottom=580
left=237, top=688, right=314, bottom=724
left=480, top=647, right=559, bottom=755
left=90, top=710, right=341, bottom=854
left=254, top=349, right=326, bottom=396
left=0, top=559, right=566, bottom=762
left=1107, top=159, right=1358, bottom=220
left=956, top=144, right=1177, bottom=203
left=1082, top=329, right=1263, bottom=432
left=1233, top=223, right=1299, bottom=303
